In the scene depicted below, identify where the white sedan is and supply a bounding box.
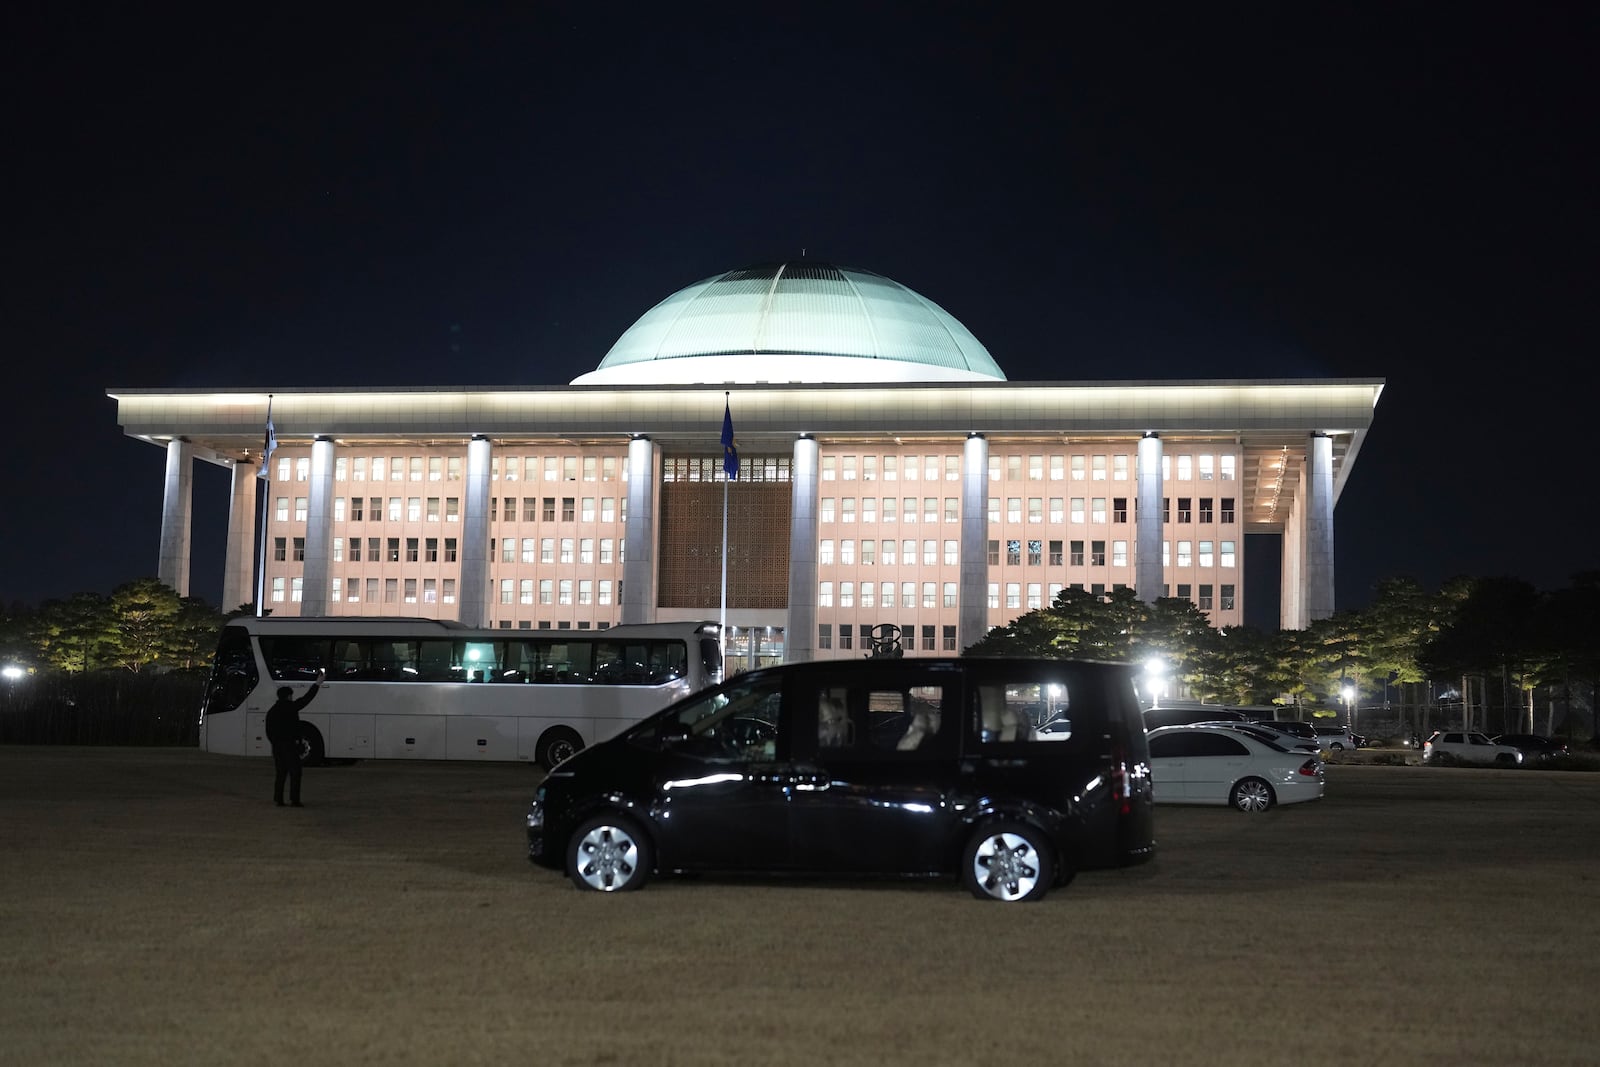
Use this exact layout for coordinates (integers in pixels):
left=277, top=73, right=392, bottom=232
left=1422, top=731, right=1523, bottom=765
left=1146, top=725, right=1326, bottom=813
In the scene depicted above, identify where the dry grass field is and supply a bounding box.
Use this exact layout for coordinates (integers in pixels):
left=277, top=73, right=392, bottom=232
left=2, top=746, right=1598, bottom=1067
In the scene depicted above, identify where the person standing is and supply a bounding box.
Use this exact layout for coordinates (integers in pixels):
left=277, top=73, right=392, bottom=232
left=265, top=670, right=324, bottom=807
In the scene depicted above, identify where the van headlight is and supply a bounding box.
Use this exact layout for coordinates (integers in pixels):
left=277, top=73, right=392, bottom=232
left=526, top=787, right=546, bottom=831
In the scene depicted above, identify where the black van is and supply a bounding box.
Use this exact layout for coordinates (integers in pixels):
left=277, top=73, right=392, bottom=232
left=526, top=657, right=1155, bottom=902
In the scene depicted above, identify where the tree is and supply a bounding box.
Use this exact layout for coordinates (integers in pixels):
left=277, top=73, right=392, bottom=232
left=32, top=593, right=117, bottom=673
left=1419, top=577, right=1544, bottom=734
left=106, top=578, right=184, bottom=672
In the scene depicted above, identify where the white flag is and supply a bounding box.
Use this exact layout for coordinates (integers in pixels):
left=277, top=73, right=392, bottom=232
left=257, top=402, right=276, bottom=480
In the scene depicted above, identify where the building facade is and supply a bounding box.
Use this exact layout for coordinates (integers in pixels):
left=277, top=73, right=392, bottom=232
left=110, top=263, right=1382, bottom=663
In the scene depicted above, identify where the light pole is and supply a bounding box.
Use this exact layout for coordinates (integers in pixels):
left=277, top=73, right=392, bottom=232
left=1144, top=656, right=1169, bottom=710
left=1342, top=684, right=1356, bottom=733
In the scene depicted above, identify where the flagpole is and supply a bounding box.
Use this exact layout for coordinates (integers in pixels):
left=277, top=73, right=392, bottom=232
left=255, top=395, right=274, bottom=617
left=720, top=391, right=729, bottom=655
left=255, top=474, right=269, bottom=617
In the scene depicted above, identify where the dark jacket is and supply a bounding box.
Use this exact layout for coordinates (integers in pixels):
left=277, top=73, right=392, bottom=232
left=265, top=682, right=321, bottom=746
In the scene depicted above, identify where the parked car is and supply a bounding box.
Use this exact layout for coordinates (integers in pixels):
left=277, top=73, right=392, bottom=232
left=1313, top=725, right=1359, bottom=750
left=1251, top=720, right=1322, bottom=751
left=1491, top=733, right=1568, bottom=762
left=1422, top=731, right=1523, bottom=766
left=1145, top=725, right=1325, bottom=812
left=1143, top=705, right=1250, bottom=731
left=528, top=657, right=1156, bottom=901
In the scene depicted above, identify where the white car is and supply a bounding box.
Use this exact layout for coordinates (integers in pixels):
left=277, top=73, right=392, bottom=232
left=1146, top=725, right=1325, bottom=813
left=1313, top=725, right=1359, bottom=751
left=1422, top=731, right=1523, bottom=766
left=1237, top=721, right=1322, bottom=753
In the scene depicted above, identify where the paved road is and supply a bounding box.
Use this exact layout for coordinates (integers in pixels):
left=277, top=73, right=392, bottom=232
left=2, top=747, right=1597, bottom=1066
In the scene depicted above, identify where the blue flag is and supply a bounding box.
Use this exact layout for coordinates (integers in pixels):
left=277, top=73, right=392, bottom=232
left=257, top=400, right=277, bottom=480
left=721, top=400, right=739, bottom=480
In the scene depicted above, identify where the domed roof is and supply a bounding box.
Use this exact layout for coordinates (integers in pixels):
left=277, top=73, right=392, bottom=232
left=570, top=262, right=1006, bottom=385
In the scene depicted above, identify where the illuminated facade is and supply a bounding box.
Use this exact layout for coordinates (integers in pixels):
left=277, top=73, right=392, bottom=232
left=110, top=262, right=1382, bottom=663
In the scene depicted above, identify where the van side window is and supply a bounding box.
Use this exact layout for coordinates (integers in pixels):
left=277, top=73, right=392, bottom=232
left=810, top=682, right=953, bottom=757
left=976, top=678, right=1076, bottom=745
left=661, top=675, right=785, bottom=763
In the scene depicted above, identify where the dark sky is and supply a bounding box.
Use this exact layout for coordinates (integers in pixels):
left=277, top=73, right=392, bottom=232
left=3, top=3, right=1596, bottom=625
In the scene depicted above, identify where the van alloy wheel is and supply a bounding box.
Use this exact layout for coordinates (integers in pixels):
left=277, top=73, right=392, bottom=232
left=567, top=816, right=652, bottom=892
left=963, top=822, right=1054, bottom=902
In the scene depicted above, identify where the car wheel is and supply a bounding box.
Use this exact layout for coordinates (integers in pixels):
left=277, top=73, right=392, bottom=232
left=962, top=821, right=1055, bottom=902
left=1330, top=742, right=1345, bottom=750
left=1230, top=777, right=1275, bottom=813
left=1494, top=753, right=1517, bottom=766
left=567, top=815, right=652, bottom=893
left=295, top=723, right=326, bottom=767
left=536, top=726, right=584, bottom=770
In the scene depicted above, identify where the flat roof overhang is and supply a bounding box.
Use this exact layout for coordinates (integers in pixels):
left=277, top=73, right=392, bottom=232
left=108, top=378, right=1384, bottom=534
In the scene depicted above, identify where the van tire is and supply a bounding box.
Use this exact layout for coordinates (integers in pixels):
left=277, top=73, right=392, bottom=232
left=962, top=821, right=1055, bottom=902
left=567, top=814, right=652, bottom=892
left=537, top=726, right=584, bottom=770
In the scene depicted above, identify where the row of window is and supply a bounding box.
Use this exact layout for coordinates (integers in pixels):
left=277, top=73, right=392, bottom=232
left=283, top=450, right=1239, bottom=488
left=271, top=576, right=457, bottom=604
left=816, top=497, right=1237, bottom=524
left=815, top=581, right=1238, bottom=612
left=273, top=535, right=628, bottom=567
left=497, top=578, right=617, bottom=606
left=272, top=496, right=632, bottom=525
left=282, top=450, right=1238, bottom=488
left=275, top=493, right=1237, bottom=527
left=816, top=453, right=1238, bottom=482
left=277, top=532, right=1236, bottom=571
left=817, top=623, right=960, bottom=652
left=299, top=454, right=632, bottom=483
left=815, top=538, right=1237, bottom=568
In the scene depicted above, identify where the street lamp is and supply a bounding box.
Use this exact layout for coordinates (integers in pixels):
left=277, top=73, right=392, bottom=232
left=1341, top=684, right=1355, bottom=732
left=1144, top=656, right=1169, bottom=710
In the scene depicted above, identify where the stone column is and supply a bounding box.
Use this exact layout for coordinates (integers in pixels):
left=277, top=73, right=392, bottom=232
left=1136, top=433, right=1165, bottom=603
left=620, top=436, right=659, bottom=625
left=222, top=463, right=259, bottom=613
left=158, top=439, right=193, bottom=597
left=458, top=436, right=493, bottom=627
left=958, top=433, right=990, bottom=651
left=1304, top=432, right=1336, bottom=622
left=785, top=435, right=820, bottom=664
left=1280, top=469, right=1307, bottom=629
left=300, top=437, right=336, bottom=615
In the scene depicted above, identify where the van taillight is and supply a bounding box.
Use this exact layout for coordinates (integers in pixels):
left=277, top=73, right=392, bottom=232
left=1298, top=760, right=1320, bottom=777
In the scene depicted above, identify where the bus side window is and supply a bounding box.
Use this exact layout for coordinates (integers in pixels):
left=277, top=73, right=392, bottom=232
left=416, top=639, right=456, bottom=682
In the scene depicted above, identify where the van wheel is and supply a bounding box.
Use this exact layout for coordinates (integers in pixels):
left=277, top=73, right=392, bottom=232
left=296, top=723, right=326, bottom=767
left=1231, top=777, right=1275, bottom=813
left=962, top=821, right=1054, bottom=902
left=567, top=815, right=652, bottom=892
left=537, top=726, right=584, bottom=770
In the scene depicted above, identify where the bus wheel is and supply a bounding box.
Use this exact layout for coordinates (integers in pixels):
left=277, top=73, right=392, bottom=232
left=296, top=724, right=326, bottom=767
left=536, top=727, right=583, bottom=770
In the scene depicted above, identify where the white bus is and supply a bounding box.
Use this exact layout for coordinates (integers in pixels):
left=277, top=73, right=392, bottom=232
left=199, top=617, right=723, bottom=769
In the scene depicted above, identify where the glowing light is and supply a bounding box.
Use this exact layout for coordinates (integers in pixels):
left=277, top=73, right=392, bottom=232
left=662, top=773, right=744, bottom=791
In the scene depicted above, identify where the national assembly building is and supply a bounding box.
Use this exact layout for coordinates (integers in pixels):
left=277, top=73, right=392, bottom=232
left=108, top=261, right=1383, bottom=667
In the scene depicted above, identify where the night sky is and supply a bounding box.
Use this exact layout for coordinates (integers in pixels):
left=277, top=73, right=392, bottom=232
left=4, top=5, right=1596, bottom=626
